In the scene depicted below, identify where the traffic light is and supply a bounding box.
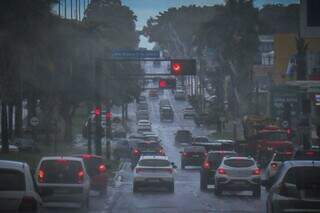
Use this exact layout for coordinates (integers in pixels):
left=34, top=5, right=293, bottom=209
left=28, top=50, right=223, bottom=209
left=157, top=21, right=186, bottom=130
left=159, top=78, right=176, bottom=89
left=94, top=107, right=101, bottom=117
left=170, top=59, right=196, bottom=76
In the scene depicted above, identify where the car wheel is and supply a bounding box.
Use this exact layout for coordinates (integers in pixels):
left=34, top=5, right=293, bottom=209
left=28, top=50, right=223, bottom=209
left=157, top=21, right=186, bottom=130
left=200, top=173, right=208, bottom=191
left=133, top=183, right=139, bottom=193
left=168, top=182, right=174, bottom=193
left=253, top=186, right=261, bottom=198
left=214, top=184, right=222, bottom=196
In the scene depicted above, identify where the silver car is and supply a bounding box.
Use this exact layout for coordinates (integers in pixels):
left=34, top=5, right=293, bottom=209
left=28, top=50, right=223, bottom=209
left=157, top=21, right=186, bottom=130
left=214, top=156, right=261, bottom=197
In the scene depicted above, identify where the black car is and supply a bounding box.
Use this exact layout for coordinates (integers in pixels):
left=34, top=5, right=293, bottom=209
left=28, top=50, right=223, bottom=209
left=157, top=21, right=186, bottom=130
left=180, top=146, right=206, bottom=169
left=130, top=141, right=165, bottom=169
left=175, top=130, right=192, bottom=145
left=200, top=150, right=237, bottom=190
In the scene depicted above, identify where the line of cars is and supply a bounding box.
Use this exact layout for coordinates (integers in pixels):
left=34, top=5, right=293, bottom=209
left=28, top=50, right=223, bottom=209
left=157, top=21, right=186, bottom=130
left=0, top=154, right=108, bottom=212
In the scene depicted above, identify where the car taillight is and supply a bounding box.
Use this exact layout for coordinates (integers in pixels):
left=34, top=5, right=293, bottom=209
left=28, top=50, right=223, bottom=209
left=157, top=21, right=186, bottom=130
left=305, top=150, right=316, bottom=157
left=77, top=170, right=84, bottom=183
left=217, top=168, right=226, bottom=175
left=38, top=169, right=45, bottom=183
left=135, top=168, right=144, bottom=173
left=98, top=164, right=107, bottom=173
left=271, top=163, right=277, bottom=169
left=81, top=154, right=92, bottom=159
left=202, top=161, right=210, bottom=169
left=19, top=196, right=37, bottom=212
left=252, top=168, right=261, bottom=175
left=132, top=149, right=140, bottom=156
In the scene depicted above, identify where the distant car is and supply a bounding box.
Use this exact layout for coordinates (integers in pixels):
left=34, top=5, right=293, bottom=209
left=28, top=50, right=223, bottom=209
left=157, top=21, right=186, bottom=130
left=137, top=120, right=152, bottom=133
left=192, top=136, right=209, bottom=145
left=265, top=152, right=293, bottom=181
left=0, top=144, right=19, bottom=152
left=0, top=160, right=42, bottom=212
left=112, top=129, right=127, bottom=139
left=73, top=154, right=108, bottom=195
left=200, top=151, right=237, bottom=190
left=149, top=89, right=158, bottom=98
left=214, top=139, right=236, bottom=151
left=12, top=138, right=39, bottom=152
left=35, top=156, right=90, bottom=208
left=292, top=149, right=320, bottom=160
left=136, top=111, right=149, bottom=121
left=160, top=106, right=174, bottom=122
left=183, top=107, right=195, bottom=119
left=133, top=156, right=176, bottom=193
left=131, top=141, right=165, bottom=169
left=180, top=146, right=206, bottom=169
left=175, top=89, right=186, bottom=100
left=137, top=120, right=151, bottom=126
left=143, top=132, right=161, bottom=143
left=266, top=161, right=320, bottom=213
left=175, top=130, right=192, bottom=145
left=112, top=139, right=131, bottom=160
left=214, top=156, right=261, bottom=197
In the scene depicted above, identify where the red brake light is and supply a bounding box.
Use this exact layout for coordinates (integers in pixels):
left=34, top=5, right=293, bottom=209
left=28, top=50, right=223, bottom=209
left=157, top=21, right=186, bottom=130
left=77, top=170, right=85, bottom=183
left=252, top=168, right=261, bottom=175
left=271, top=163, right=277, bottom=169
left=217, top=168, right=226, bottom=175
left=203, top=161, right=210, bottom=169
left=81, top=154, right=92, bottom=159
left=132, top=149, right=140, bottom=156
left=305, top=150, right=316, bottom=157
left=98, top=164, right=107, bottom=173
left=38, top=169, right=45, bottom=183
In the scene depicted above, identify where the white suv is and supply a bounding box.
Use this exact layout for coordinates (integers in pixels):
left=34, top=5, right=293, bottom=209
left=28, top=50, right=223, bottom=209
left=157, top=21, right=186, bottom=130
left=35, top=157, right=90, bottom=208
left=133, top=156, right=176, bottom=193
left=214, top=156, right=261, bottom=197
left=0, top=160, right=42, bottom=212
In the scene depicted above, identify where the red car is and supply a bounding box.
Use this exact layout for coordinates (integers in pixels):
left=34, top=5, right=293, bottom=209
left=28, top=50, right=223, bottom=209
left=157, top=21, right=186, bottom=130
left=74, top=154, right=108, bottom=195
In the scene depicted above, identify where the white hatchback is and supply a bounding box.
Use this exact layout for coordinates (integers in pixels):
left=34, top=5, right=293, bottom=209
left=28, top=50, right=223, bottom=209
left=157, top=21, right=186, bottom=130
left=0, top=160, right=42, bottom=212
left=133, top=156, right=176, bottom=193
left=214, top=156, right=261, bottom=197
left=35, top=157, right=90, bottom=208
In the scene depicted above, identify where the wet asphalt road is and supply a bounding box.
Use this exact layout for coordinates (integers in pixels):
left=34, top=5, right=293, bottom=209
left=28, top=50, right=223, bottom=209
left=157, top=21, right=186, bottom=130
left=40, top=90, right=267, bottom=213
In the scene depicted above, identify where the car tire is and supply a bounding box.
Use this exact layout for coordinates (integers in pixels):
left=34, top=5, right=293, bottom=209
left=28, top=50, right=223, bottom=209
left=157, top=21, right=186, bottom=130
left=133, top=183, right=139, bottom=193
left=253, top=186, right=261, bottom=198
left=168, top=182, right=174, bottom=193
left=214, top=184, right=222, bottom=196
left=200, top=173, right=208, bottom=191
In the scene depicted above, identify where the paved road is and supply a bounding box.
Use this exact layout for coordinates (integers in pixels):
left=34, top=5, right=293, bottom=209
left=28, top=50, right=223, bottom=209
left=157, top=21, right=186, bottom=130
left=39, top=90, right=267, bottom=212
left=106, top=90, right=267, bottom=213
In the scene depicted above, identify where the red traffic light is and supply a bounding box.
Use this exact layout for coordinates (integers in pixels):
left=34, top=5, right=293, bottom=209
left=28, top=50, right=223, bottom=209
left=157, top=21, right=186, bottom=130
left=158, top=78, right=176, bottom=89
left=94, top=107, right=101, bottom=116
left=159, top=79, right=168, bottom=88
left=171, top=63, right=182, bottom=75
left=105, top=112, right=112, bottom=121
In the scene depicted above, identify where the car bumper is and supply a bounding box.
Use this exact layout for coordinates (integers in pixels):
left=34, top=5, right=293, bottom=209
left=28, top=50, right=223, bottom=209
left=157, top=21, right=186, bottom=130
left=182, top=158, right=205, bottom=166
left=134, top=177, right=174, bottom=187
left=38, top=186, right=87, bottom=204
left=216, top=177, right=260, bottom=190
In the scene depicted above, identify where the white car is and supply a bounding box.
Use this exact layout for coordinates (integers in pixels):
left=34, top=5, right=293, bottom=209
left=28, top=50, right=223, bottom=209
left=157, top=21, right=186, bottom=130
left=265, top=152, right=292, bottom=180
left=35, top=157, right=90, bottom=208
left=183, top=107, right=195, bottom=118
left=133, top=156, right=176, bottom=193
left=214, top=156, right=261, bottom=197
left=137, top=120, right=151, bottom=126
left=0, top=160, right=42, bottom=212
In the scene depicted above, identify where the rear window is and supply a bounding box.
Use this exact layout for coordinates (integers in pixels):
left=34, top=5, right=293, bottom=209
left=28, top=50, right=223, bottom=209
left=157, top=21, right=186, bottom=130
left=224, top=159, right=254, bottom=168
left=40, top=160, right=83, bottom=184
left=208, top=152, right=237, bottom=168
left=0, top=169, right=25, bottom=191
left=139, top=159, right=170, bottom=167
left=83, top=158, right=103, bottom=177
left=274, top=153, right=292, bottom=162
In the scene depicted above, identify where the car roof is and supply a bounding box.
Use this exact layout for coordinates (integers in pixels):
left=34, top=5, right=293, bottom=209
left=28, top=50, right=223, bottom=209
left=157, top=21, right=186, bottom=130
left=0, top=160, right=29, bottom=171
left=40, top=156, right=84, bottom=162
left=223, top=156, right=254, bottom=161
left=283, top=160, right=320, bottom=168
left=140, top=155, right=169, bottom=161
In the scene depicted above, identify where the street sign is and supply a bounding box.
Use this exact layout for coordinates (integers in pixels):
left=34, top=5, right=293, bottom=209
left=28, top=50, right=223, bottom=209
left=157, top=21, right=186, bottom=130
left=30, top=117, right=40, bottom=127
left=111, top=50, right=160, bottom=59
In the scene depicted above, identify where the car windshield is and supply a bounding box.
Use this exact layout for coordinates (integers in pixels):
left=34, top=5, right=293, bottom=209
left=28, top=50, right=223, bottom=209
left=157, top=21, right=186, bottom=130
left=139, top=159, right=170, bottom=167
left=40, top=160, right=83, bottom=184
left=224, top=159, right=255, bottom=168
left=0, top=169, right=25, bottom=191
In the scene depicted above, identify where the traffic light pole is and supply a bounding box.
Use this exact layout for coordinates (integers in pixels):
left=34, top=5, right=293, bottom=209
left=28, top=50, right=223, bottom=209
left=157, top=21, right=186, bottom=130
left=94, top=59, right=102, bottom=155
